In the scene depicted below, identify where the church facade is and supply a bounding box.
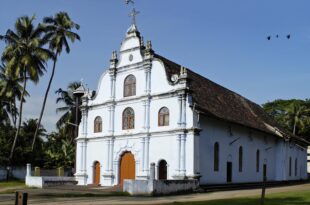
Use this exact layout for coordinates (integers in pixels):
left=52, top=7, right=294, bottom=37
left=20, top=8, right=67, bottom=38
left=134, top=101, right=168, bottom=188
left=74, top=24, right=309, bottom=186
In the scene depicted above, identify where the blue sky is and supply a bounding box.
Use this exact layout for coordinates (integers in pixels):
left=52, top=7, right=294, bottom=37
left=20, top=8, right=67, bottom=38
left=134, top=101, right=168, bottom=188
left=1, top=0, right=310, bottom=132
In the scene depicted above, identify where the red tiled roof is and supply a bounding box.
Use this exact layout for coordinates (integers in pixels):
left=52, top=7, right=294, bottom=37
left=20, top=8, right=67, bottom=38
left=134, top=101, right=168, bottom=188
left=154, top=54, right=296, bottom=140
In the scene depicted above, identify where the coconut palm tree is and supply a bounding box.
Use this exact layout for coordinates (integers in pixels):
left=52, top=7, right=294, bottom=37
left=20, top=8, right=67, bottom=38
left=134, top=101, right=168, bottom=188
left=0, top=15, right=53, bottom=165
left=55, top=81, right=82, bottom=141
left=0, top=63, right=28, bottom=127
left=285, top=102, right=310, bottom=135
left=32, top=12, right=80, bottom=150
left=0, top=99, right=11, bottom=126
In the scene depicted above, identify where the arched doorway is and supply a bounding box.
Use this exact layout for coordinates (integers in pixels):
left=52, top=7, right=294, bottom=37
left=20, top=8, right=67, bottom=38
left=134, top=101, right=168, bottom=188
left=119, top=152, right=135, bottom=185
left=158, top=160, right=167, bottom=180
left=93, top=161, right=101, bottom=185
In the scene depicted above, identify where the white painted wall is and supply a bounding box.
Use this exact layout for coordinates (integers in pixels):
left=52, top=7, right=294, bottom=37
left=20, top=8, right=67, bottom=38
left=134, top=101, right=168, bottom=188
left=198, top=116, right=308, bottom=184
left=0, top=167, right=26, bottom=181
left=307, top=146, right=310, bottom=174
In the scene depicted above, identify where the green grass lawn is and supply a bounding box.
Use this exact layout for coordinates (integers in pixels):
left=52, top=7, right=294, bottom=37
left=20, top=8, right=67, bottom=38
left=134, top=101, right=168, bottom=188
left=0, top=180, right=27, bottom=194
left=174, top=190, right=310, bottom=205
left=0, top=180, right=25, bottom=188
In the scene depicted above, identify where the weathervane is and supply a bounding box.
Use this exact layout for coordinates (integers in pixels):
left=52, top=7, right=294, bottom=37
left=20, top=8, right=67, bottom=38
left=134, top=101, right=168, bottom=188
left=125, top=0, right=140, bottom=26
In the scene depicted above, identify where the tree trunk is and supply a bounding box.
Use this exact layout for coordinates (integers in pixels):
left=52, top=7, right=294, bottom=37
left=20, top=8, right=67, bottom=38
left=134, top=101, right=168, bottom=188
left=32, top=55, right=58, bottom=151
left=293, top=118, right=297, bottom=135
left=14, top=99, right=17, bottom=129
left=12, top=97, right=17, bottom=129
left=8, top=72, right=27, bottom=179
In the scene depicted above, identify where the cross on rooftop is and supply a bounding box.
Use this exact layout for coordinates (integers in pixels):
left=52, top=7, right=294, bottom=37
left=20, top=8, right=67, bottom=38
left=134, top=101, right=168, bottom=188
left=129, top=8, right=139, bottom=26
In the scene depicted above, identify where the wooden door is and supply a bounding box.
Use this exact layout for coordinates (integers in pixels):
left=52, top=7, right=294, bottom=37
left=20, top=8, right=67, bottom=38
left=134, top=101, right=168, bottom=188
left=94, top=161, right=100, bottom=185
left=227, top=162, right=232, bottom=183
left=158, top=160, right=167, bottom=180
left=119, top=152, right=135, bottom=185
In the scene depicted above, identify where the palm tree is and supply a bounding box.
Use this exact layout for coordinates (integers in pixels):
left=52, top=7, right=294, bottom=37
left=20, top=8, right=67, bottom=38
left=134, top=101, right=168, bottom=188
left=0, top=99, right=11, bottom=126
left=0, top=63, right=28, bottom=127
left=32, top=12, right=80, bottom=150
left=55, top=81, right=82, bottom=141
left=285, top=102, right=310, bottom=135
left=22, top=119, right=47, bottom=142
left=19, top=119, right=46, bottom=165
left=0, top=15, right=53, bottom=165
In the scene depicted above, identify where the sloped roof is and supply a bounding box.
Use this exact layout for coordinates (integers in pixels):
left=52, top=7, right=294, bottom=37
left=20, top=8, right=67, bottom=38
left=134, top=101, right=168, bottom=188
left=154, top=54, right=298, bottom=140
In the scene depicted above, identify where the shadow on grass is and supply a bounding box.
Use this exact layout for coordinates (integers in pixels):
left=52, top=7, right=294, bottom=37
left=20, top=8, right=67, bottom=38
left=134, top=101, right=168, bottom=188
left=33, top=191, right=130, bottom=198
left=172, top=196, right=310, bottom=205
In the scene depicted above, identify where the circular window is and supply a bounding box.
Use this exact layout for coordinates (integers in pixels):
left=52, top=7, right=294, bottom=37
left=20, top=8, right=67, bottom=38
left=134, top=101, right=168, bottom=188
left=129, top=54, right=133, bottom=62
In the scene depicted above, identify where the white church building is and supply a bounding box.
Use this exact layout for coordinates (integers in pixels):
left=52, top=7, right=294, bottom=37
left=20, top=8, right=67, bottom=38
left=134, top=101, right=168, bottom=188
left=74, top=22, right=309, bottom=186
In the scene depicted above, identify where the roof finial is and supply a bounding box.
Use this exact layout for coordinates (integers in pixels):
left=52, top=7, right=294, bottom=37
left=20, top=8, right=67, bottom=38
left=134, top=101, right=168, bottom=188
left=144, top=40, right=154, bottom=58
left=180, top=66, right=187, bottom=76
left=111, top=50, right=117, bottom=60
left=146, top=40, right=152, bottom=50
left=140, top=36, right=144, bottom=47
left=125, top=0, right=140, bottom=26
left=110, top=50, right=118, bottom=68
left=129, top=8, right=140, bottom=26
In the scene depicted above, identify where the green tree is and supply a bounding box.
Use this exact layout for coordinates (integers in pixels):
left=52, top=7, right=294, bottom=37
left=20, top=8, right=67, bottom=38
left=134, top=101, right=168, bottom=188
left=44, top=128, right=75, bottom=168
left=32, top=12, right=80, bottom=150
left=263, top=99, right=310, bottom=140
left=0, top=118, right=46, bottom=167
left=0, top=63, right=28, bottom=127
left=17, top=119, right=46, bottom=166
left=55, top=81, right=82, bottom=141
left=0, top=124, right=15, bottom=165
left=285, top=102, right=310, bottom=135
left=0, top=15, right=53, bottom=165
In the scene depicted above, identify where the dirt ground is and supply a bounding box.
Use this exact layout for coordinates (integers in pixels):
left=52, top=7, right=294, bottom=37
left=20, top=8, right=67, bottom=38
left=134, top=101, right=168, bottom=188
left=0, top=183, right=309, bottom=205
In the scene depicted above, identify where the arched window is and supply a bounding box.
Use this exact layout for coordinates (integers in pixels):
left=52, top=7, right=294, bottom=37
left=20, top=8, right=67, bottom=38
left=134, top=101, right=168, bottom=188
left=124, top=75, right=136, bottom=97
left=123, top=107, right=134, bottom=130
left=256, top=150, right=260, bottom=172
left=294, top=158, right=298, bottom=177
left=214, top=142, right=219, bottom=171
left=94, top=116, right=102, bottom=133
left=239, top=146, right=243, bottom=172
left=158, top=107, right=169, bottom=126
left=289, top=157, right=292, bottom=176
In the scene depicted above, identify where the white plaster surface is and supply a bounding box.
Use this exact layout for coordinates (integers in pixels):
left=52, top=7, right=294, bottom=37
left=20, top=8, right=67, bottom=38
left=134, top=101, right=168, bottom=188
left=123, top=179, right=198, bottom=195
left=25, top=176, right=76, bottom=188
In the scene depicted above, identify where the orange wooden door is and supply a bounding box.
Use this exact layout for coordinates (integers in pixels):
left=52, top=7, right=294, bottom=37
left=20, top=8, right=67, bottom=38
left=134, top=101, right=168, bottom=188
left=119, top=152, right=135, bottom=185
left=94, top=161, right=100, bottom=185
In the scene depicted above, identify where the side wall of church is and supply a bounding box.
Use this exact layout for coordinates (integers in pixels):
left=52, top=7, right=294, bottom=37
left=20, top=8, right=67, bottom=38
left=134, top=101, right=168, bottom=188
left=198, top=116, right=308, bottom=184
left=308, top=147, right=310, bottom=174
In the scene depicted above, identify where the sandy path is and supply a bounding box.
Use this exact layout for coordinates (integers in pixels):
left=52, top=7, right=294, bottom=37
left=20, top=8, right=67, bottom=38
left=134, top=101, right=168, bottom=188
left=0, top=183, right=309, bottom=205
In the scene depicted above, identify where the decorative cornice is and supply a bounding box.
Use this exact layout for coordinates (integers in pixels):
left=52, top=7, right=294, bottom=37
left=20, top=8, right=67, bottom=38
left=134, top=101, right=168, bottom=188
left=88, top=87, right=187, bottom=108
left=80, top=127, right=196, bottom=141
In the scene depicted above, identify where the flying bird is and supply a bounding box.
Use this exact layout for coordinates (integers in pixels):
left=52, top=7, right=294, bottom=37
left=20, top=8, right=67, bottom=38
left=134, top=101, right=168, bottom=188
left=276, top=34, right=279, bottom=38
left=125, top=0, right=134, bottom=4
left=286, top=34, right=291, bottom=39
left=267, top=36, right=271, bottom=40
